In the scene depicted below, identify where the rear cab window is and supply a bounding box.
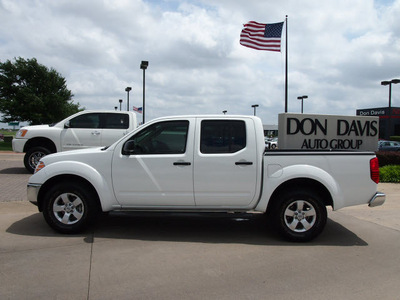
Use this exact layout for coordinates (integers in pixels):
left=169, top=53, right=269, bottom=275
left=200, top=120, right=246, bottom=154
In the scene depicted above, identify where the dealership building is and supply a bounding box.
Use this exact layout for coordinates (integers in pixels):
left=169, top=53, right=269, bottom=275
left=263, top=124, right=278, bottom=137
left=356, top=107, right=400, bottom=139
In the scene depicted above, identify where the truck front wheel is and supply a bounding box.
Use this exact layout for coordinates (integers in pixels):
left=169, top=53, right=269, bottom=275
left=24, top=146, right=51, bottom=173
left=272, top=189, right=327, bottom=242
left=42, top=182, right=99, bottom=234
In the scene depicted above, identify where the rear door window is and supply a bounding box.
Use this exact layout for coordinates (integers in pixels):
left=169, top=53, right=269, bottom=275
left=103, top=113, right=129, bottom=129
left=200, top=120, right=246, bottom=154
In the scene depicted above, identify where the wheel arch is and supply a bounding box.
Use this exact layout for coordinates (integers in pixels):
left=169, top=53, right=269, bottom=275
left=267, top=178, right=333, bottom=213
left=24, top=137, right=57, bottom=153
left=37, top=174, right=101, bottom=213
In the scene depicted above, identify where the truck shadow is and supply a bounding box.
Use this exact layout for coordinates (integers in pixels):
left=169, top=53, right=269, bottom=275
left=0, top=167, right=30, bottom=174
left=7, top=212, right=367, bottom=246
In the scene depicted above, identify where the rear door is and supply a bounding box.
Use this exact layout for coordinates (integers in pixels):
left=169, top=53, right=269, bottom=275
left=193, top=118, right=259, bottom=207
left=100, top=113, right=131, bottom=146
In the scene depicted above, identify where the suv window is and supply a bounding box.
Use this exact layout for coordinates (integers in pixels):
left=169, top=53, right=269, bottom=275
left=128, top=121, right=189, bottom=154
left=104, top=113, right=129, bottom=129
left=68, top=113, right=130, bottom=129
left=69, top=113, right=100, bottom=129
left=200, top=120, right=246, bottom=154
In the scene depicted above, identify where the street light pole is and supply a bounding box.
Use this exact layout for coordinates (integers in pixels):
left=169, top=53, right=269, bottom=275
left=140, top=61, right=149, bottom=124
left=251, top=104, right=259, bottom=116
left=125, top=87, right=132, bottom=111
left=381, top=79, right=400, bottom=139
left=297, top=95, right=308, bottom=114
left=119, top=99, right=123, bottom=111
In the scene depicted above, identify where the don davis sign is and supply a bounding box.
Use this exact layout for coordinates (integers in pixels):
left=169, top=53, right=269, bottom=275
left=278, top=113, right=379, bottom=151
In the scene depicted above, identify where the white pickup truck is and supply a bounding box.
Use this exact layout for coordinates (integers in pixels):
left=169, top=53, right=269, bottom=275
left=13, top=110, right=137, bottom=173
left=26, top=115, right=385, bottom=242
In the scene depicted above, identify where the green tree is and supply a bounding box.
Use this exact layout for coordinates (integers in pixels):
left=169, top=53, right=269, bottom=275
left=0, top=57, right=82, bottom=125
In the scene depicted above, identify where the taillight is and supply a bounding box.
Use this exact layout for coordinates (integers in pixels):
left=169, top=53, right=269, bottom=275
left=370, top=157, right=380, bottom=184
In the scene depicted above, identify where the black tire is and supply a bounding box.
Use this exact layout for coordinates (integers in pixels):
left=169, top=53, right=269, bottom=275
left=24, top=146, right=51, bottom=173
left=272, top=189, right=327, bottom=242
left=42, top=182, right=99, bottom=234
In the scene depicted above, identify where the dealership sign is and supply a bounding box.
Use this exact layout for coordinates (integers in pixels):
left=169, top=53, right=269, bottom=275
left=278, top=113, right=379, bottom=151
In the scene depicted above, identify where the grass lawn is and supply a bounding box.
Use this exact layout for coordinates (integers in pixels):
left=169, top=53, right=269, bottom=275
left=0, top=142, right=12, bottom=151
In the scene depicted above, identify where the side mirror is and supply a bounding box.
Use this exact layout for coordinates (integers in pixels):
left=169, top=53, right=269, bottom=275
left=64, top=121, right=70, bottom=129
left=122, top=140, right=136, bottom=155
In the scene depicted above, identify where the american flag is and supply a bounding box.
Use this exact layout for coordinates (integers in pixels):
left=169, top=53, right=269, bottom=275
left=240, top=21, right=284, bottom=52
left=133, top=106, right=142, bottom=113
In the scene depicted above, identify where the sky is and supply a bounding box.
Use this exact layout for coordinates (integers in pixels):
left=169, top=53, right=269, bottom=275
left=1, top=0, right=400, bottom=127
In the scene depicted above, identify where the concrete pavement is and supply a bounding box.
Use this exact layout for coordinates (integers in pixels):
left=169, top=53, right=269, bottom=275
left=1, top=152, right=400, bottom=299
left=0, top=152, right=29, bottom=202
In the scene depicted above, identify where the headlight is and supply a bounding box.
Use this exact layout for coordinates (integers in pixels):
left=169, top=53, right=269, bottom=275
left=16, top=129, right=28, bottom=138
left=34, top=161, right=45, bottom=173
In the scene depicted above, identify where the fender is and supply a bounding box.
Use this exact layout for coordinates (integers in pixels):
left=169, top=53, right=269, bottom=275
left=255, top=164, right=343, bottom=212
left=32, top=160, right=119, bottom=211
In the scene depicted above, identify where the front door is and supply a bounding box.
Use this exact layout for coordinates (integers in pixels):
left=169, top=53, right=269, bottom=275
left=61, top=113, right=102, bottom=150
left=112, top=119, right=195, bottom=207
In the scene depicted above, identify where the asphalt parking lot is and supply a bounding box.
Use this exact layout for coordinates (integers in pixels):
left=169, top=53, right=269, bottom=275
left=1, top=152, right=400, bottom=299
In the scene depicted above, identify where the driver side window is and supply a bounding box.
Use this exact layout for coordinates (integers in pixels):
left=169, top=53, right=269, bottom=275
left=127, top=121, right=189, bottom=154
left=69, top=113, right=100, bottom=129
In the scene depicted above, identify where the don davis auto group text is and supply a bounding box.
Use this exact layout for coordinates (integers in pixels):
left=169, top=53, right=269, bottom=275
left=279, top=114, right=379, bottom=151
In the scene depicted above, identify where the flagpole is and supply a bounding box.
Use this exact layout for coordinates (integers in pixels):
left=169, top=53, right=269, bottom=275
left=284, top=15, right=288, bottom=113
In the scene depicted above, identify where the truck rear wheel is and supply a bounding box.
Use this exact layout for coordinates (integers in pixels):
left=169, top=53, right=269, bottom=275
left=42, top=182, right=99, bottom=234
left=24, top=146, right=51, bottom=173
left=272, top=189, right=327, bottom=242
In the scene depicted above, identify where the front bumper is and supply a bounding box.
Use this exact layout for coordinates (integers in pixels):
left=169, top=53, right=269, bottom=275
left=27, top=183, right=41, bottom=207
left=12, top=138, right=27, bottom=153
left=369, top=191, right=386, bottom=207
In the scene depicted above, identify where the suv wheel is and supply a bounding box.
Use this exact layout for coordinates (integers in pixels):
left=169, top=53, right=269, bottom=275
left=24, top=146, right=51, bottom=173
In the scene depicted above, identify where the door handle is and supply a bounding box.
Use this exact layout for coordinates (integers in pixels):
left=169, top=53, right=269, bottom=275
left=173, top=162, right=191, bottom=166
left=91, top=131, right=101, bottom=136
left=235, top=161, right=253, bottom=166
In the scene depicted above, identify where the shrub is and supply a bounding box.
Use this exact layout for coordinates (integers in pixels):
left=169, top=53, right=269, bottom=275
left=390, top=136, right=400, bottom=142
left=376, top=151, right=400, bottom=167
left=380, top=165, right=400, bottom=183
left=3, top=136, right=13, bottom=143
